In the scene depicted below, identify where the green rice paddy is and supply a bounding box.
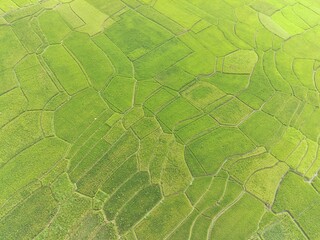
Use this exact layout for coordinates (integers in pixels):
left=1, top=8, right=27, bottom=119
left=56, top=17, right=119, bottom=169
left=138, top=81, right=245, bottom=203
left=1, top=0, right=320, bottom=239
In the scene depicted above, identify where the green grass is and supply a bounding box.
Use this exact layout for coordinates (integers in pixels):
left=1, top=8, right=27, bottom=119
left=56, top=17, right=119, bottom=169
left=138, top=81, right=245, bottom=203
left=135, top=193, right=192, bottom=240
left=0, top=187, right=58, bottom=239
left=246, top=162, right=289, bottom=204
left=203, top=73, right=250, bottom=95
left=211, top=97, right=253, bottom=125
left=76, top=131, right=139, bottom=196
left=0, top=26, right=27, bottom=70
left=144, top=87, right=175, bottom=113
left=0, top=112, right=42, bottom=165
left=223, top=50, right=258, bottom=74
left=116, top=184, right=162, bottom=233
left=0, top=88, right=27, bottom=128
left=103, top=76, right=135, bottom=112
left=69, top=0, right=108, bottom=35
left=273, top=172, right=320, bottom=239
left=104, top=171, right=150, bottom=220
left=186, top=176, right=212, bottom=204
left=0, top=137, right=67, bottom=205
left=38, top=10, right=71, bottom=44
left=134, top=38, right=192, bottom=79
left=15, top=54, right=58, bottom=109
left=175, top=115, right=219, bottom=143
left=240, top=111, right=284, bottom=148
left=189, top=127, right=256, bottom=174
left=64, top=32, right=114, bottom=90
left=210, top=193, right=265, bottom=240
left=182, top=81, right=226, bottom=109
left=260, top=212, right=307, bottom=240
left=69, top=212, right=104, bottom=239
left=54, top=88, right=107, bottom=142
left=92, top=33, right=133, bottom=77
left=2, top=0, right=320, bottom=239
left=157, top=97, right=201, bottom=130
left=43, top=45, right=89, bottom=95
left=12, top=18, right=42, bottom=53
left=101, top=154, right=138, bottom=195
left=105, top=10, right=172, bottom=57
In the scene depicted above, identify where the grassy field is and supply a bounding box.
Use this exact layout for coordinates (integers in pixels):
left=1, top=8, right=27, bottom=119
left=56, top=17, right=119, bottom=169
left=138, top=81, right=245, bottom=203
left=1, top=0, right=320, bottom=239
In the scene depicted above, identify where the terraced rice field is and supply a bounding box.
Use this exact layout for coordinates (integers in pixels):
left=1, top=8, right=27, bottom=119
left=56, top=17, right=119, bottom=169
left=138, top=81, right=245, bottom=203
left=1, top=0, right=320, bottom=239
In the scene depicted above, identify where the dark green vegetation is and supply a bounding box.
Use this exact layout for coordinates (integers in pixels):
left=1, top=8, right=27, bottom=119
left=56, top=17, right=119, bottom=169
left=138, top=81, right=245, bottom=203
left=1, top=0, right=320, bottom=239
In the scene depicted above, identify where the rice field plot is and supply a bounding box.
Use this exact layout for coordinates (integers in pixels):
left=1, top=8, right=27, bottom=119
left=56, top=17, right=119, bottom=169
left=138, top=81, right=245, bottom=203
left=1, top=0, right=320, bottom=239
